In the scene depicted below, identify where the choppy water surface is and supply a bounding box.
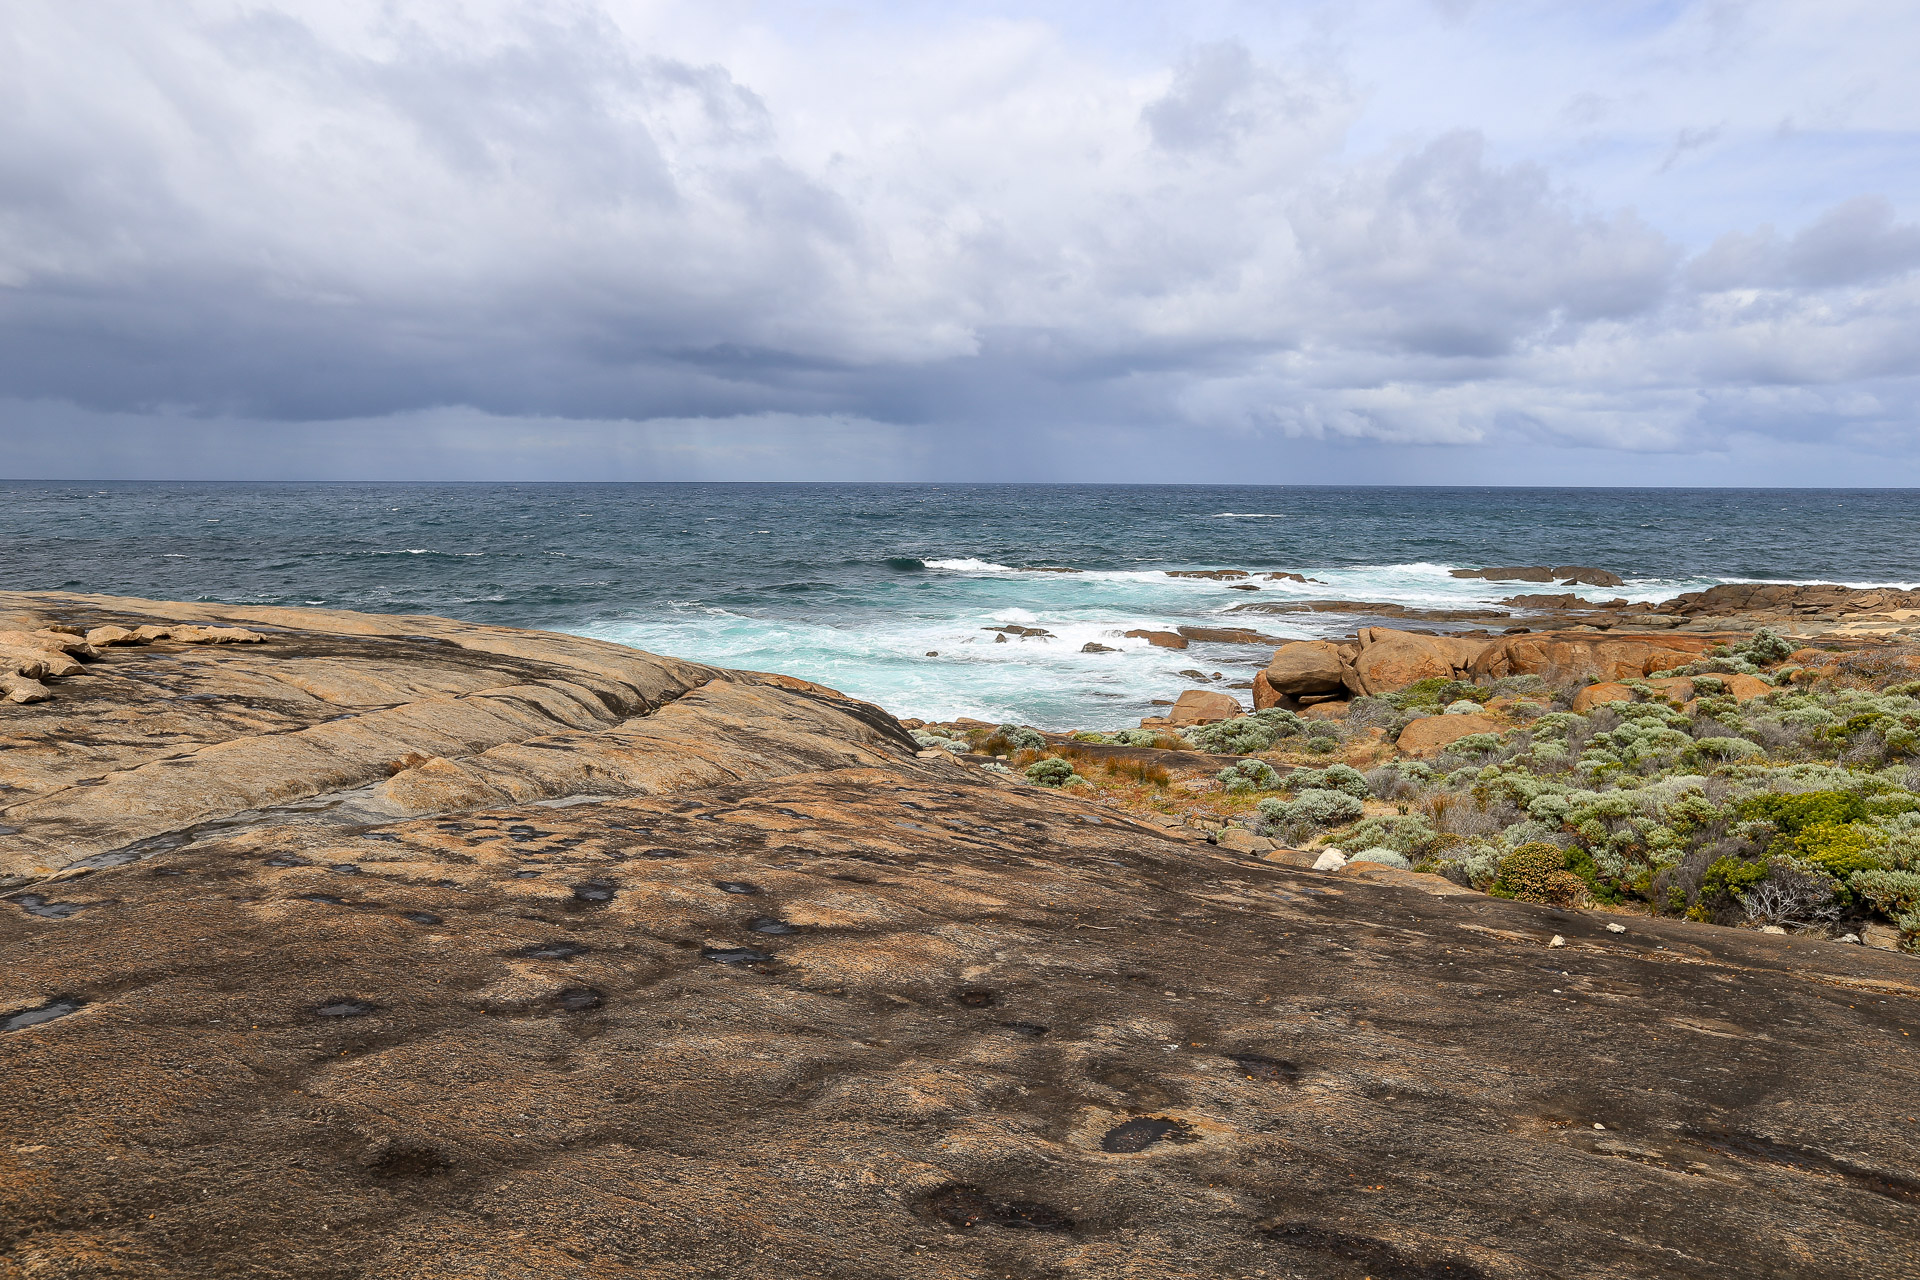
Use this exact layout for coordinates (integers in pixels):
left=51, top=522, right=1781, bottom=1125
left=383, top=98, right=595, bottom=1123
left=6, top=482, right=1917, bottom=729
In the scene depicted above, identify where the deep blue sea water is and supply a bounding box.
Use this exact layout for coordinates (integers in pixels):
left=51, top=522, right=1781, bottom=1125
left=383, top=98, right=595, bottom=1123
left=6, top=482, right=1918, bottom=729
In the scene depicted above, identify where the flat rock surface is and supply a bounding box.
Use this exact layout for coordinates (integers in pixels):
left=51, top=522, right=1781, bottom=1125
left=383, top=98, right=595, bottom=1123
left=3, top=595, right=1919, bottom=1279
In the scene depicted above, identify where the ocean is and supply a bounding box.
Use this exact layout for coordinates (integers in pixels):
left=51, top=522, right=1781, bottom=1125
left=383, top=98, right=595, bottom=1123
left=7, top=482, right=1919, bottom=730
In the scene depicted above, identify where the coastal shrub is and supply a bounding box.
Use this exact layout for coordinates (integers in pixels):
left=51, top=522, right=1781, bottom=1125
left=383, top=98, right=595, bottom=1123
left=1738, top=628, right=1796, bottom=666
left=1217, top=760, right=1281, bottom=793
left=1257, top=788, right=1363, bottom=834
left=1851, top=869, right=1920, bottom=917
left=1109, top=728, right=1161, bottom=747
left=1341, top=814, right=1438, bottom=856
left=1489, top=842, right=1584, bottom=905
left=997, top=724, right=1047, bottom=752
left=911, top=730, right=967, bottom=754
left=1349, top=848, right=1411, bottom=869
left=1024, top=758, right=1085, bottom=788
left=1444, top=699, right=1481, bottom=715
left=979, top=761, right=1012, bottom=776
left=1286, top=763, right=1370, bottom=799
left=1683, top=737, right=1764, bottom=765
left=1737, top=857, right=1842, bottom=926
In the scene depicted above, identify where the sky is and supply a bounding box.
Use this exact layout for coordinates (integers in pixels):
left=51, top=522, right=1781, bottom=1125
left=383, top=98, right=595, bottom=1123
left=3, top=0, right=1919, bottom=484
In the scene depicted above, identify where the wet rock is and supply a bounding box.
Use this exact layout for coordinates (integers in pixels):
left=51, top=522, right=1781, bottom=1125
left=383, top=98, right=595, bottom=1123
left=3, top=996, right=86, bottom=1031
left=521, top=941, right=589, bottom=960
left=1124, top=629, right=1188, bottom=650
left=1099, top=1116, right=1197, bottom=1153
left=701, top=946, right=773, bottom=965
left=314, top=1000, right=376, bottom=1018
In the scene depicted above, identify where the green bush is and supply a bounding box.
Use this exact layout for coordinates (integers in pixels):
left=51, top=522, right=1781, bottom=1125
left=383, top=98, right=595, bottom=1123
left=997, top=724, right=1046, bottom=751
left=1850, top=869, right=1920, bottom=917
left=1341, top=813, right=1439, bottom=856
left=1217, top=760, right=1282, bottom=793
left=1287, top=763, right=1370, bottom=799
left=1024, top=758, right=1084, bottom=788
left=1490, top=842, right=1584, bottom=905
left=1259, top=788, right=1364, bottom=832
left=1737, top=628, right=1795, bottom=666
left=1349, top=848, right=1411, bottom=869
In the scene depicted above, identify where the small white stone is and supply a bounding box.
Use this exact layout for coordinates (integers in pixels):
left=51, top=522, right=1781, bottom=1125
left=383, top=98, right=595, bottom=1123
left=1312, top=850, right=1348, bottom=872
left=1548, top=935, right=1566, bottom=948
left=1593, top=1123, right=1605, bottom=1131
left=1605, top=923, right=1626, bottom=934
left=1759, top=925, right=1787, bottom=935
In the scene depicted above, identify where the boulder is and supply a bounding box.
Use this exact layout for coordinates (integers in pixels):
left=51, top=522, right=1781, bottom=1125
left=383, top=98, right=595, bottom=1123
left=1216, top=829, right=1272, bottom=854
left=0, top=628, right=95, bottom=658
left=1397, top=714, right=1502, bottom=757
left=1251, top=671, right=1282, bottom=710
left=1166, top=569, right=1248, bottom=580
left=1469, top=633, right=1715, bottom=684
left=1348, top=629, right=1488, bottom=696
left=1301, top=701, right=1350, bottom=721
left=2, top=673, right=52, bottom=703
left=1125, top=629, right=1188, bottom=650
left=1571, top=682, right=1635, bottom=714
left=85, top=624, right=142, bottom=646
left=0, top=646, right=82, bottom=679
left=1264, top=640, right=1351, bottom=696
left=1166, top=689, right=1242, bottom=725
left=1081, top=642, right=1116, bottom=654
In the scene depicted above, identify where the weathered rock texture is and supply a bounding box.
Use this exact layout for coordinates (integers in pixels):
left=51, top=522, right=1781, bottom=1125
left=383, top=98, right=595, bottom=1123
left=3, top=593, right=1919, bottom=1280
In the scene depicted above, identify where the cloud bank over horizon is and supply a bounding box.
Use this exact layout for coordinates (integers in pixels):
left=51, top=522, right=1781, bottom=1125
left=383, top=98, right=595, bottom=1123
left=4, top=0, right=1919, bottom=482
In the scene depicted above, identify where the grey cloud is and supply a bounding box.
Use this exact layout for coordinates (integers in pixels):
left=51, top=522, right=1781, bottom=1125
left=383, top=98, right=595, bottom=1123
left=1688, top=196, right=1920, bottom=290
left=0, top=1, right=1916, bottom=476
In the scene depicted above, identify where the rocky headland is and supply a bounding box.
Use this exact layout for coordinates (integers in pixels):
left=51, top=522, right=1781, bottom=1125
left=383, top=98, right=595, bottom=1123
left=3, top=589, right=1919, bottom=1279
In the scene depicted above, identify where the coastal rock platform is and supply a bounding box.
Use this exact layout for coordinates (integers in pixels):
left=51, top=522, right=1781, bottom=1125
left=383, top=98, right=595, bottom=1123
left=3, top=594, right=1918, bottom=1279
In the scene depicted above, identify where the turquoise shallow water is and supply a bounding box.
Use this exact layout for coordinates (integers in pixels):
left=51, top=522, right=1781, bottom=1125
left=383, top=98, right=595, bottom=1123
left=6, top=482, right=1917, bottom=729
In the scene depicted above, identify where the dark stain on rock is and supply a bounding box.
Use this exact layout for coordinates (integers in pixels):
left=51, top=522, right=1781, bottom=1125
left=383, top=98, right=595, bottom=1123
left=315, top=1000, right=376, bottom=1018
left=511, top=870, right=541, bottom=879
left=702, top=946, right=772, bottom=965
left=571, top=881, right=616, bottom=903
left=716, top=881, right=761, bottom=895
left=1684, top=1129, right=1920, bottom=1203
left=522, top=941, right=589, bottom=961
left=301, top=894, right=349, bottom=906
left=264, top=856, right=310, bottom=867
left=401, top=911, right=442, bottom=926
left=954, top=988, right=997, bottom=1008
left=555, top=987, right=605, bottom=1012
left=1001, top=1021, right=1049, bottom=1037
left=1099, top=1116, right=1198, bottom=1153
left=329, top=864, right=362, bottom=875
left=366, top=1142, right=452, bottom=1179
left=9, top=894, right=85, bottom=919
left=747, top=917, right=794, bottom=934
left=3, top=996, right=87, bottom=1032
left=923, top=1184, right=1073, bottom=1232
left=1225, top=1053, right=1300, bottom=1084
left=1262, top=1223, right=1486, bottom=1280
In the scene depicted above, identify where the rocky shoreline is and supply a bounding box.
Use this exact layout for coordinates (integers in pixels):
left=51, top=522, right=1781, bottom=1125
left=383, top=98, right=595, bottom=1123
left=3, top=589, right=1919, bottom=1279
